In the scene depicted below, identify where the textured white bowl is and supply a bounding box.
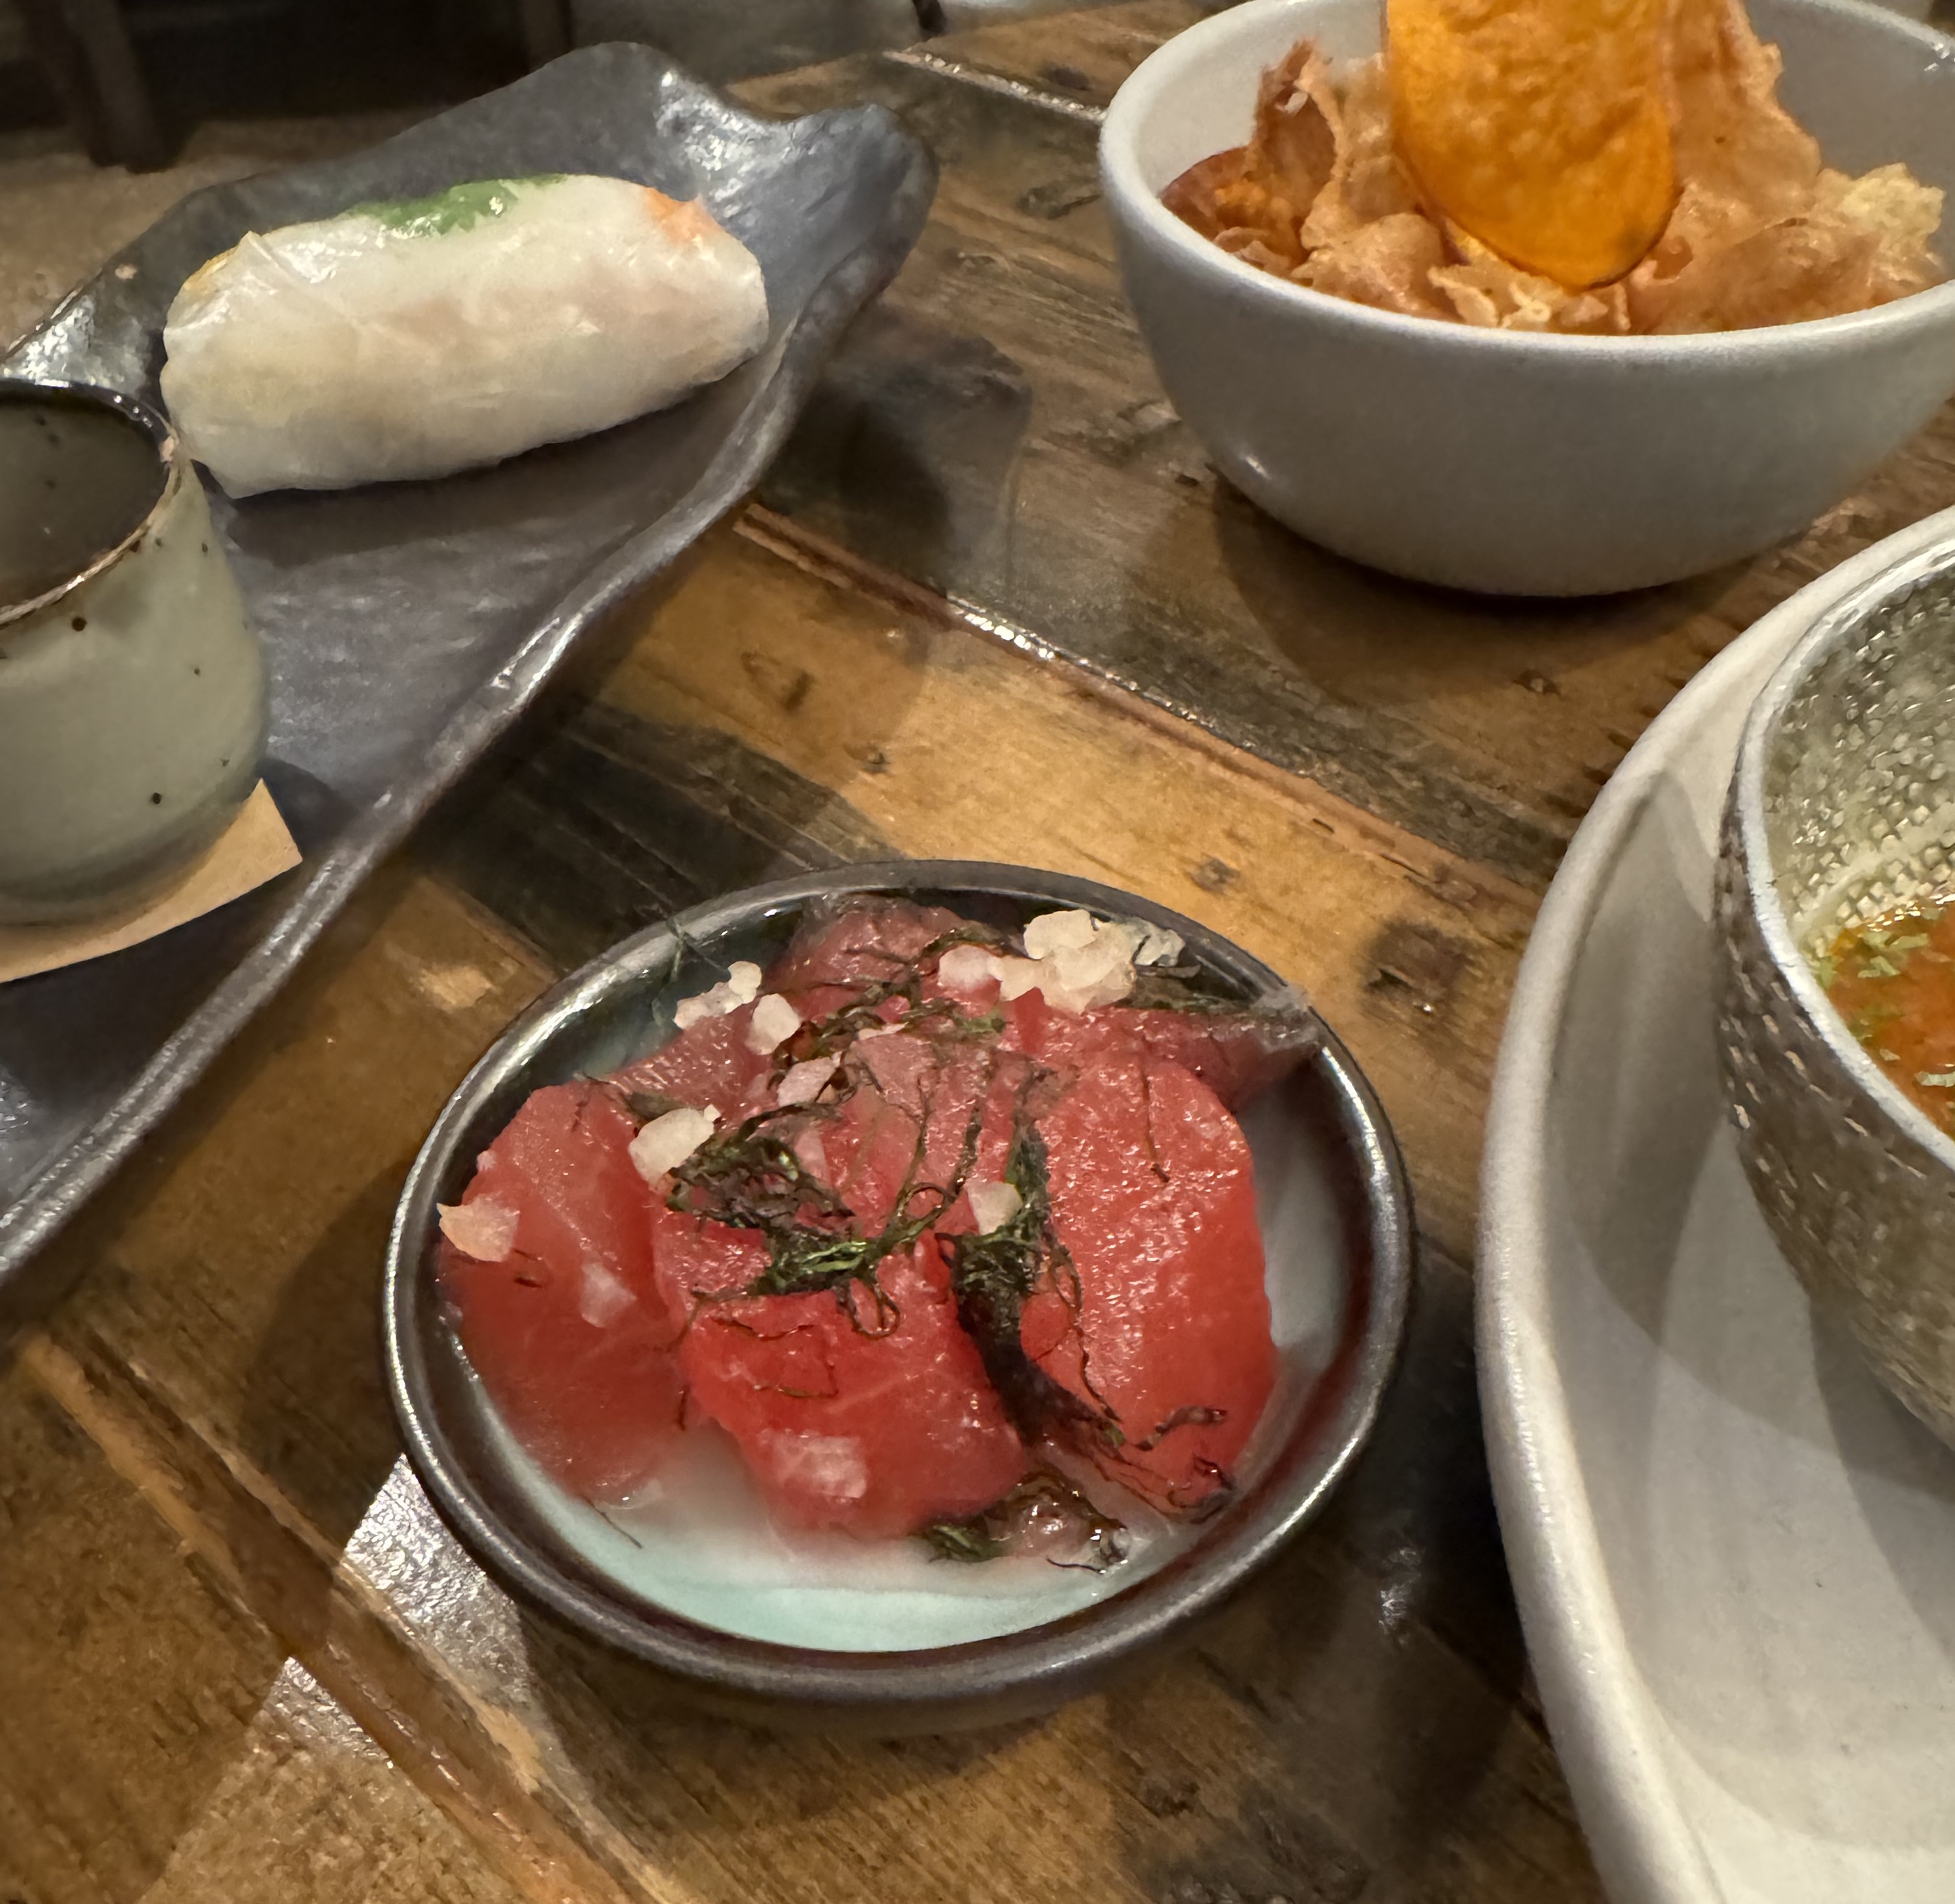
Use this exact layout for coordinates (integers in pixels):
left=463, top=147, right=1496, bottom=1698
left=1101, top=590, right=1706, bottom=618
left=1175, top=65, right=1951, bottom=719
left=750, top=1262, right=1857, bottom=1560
left=1100, top=0, right=1955, bottom=596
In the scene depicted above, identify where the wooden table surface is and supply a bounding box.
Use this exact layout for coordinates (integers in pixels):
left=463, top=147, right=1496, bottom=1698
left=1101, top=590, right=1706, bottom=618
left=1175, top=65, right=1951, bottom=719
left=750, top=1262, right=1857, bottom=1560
left=5, top=5, right=1954, bottom=1899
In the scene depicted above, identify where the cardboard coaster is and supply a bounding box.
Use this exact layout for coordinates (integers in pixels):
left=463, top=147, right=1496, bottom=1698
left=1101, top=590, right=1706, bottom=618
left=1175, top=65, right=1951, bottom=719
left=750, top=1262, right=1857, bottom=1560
left=0, top=784, right=301, bottom=985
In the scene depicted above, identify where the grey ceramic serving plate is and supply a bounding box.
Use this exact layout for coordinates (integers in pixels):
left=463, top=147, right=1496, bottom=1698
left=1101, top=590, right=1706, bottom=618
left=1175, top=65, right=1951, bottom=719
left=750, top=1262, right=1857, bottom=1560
left=0, top=45, right=935, bottom=1296
left=383, top=862, right=1413, bottom=1729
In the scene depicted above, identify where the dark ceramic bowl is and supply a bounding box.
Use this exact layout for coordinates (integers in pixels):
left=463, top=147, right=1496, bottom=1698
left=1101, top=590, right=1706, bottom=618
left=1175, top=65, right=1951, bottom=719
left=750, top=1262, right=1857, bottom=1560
left=383, top=862, right=1412, bottom=1729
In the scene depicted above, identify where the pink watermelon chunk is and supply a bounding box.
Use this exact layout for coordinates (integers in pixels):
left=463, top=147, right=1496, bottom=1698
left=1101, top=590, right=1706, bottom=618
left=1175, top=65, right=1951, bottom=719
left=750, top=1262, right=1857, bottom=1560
left=439, top=1082, right=687, bottom=1502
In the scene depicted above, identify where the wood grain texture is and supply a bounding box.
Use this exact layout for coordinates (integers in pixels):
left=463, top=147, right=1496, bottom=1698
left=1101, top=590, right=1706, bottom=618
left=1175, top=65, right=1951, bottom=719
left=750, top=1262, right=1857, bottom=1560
left=604, top=515, right=1533, bottom=1264
left=0, top=1351, right=523, bottom=1904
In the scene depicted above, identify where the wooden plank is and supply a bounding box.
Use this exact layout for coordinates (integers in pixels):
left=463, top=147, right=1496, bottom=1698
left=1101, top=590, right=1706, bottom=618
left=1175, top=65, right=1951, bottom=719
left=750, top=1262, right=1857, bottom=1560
left=19, top=868, right=550, bottom=1546
left=0, top=1357, right=282, bottom=1901
left=733, top=28, right=1955, bottom=887
left=26, top=1315, right=1593, bottom=1904
left=19, top=1332, right=638, bottom=1904
left=0, top=1355, right=521, bottom=1904
left=895, top=0, right=1208, bottom=109
left=422, top=698, right=898, bottom=974
left=138, top=1660, right=527, bottom=1904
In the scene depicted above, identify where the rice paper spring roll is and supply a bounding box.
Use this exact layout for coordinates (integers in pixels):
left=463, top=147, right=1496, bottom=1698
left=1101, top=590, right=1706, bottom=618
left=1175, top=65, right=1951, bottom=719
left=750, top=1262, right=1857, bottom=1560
left=160, top=174, right=769, bottom=498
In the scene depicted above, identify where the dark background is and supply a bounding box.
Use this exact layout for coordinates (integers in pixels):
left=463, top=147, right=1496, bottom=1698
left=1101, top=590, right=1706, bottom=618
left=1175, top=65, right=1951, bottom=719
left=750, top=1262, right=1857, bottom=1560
left=0, top=0, right=972, bottom=162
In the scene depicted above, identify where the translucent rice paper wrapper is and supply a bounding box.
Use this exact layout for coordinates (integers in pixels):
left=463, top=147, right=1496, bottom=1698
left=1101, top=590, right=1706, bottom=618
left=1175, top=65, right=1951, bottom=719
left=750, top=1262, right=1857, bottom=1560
left=160, top=173, right=770, bottom=497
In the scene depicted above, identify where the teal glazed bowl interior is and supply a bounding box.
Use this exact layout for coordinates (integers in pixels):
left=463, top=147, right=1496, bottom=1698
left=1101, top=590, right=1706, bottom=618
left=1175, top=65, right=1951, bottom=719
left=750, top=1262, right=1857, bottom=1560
left=383, top=862, right=1413, bottom=1729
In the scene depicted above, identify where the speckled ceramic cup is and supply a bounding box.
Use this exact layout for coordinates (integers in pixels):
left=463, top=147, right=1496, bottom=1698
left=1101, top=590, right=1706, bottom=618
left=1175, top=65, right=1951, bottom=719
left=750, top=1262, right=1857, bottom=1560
left=0, top=380, right=265, bottom=924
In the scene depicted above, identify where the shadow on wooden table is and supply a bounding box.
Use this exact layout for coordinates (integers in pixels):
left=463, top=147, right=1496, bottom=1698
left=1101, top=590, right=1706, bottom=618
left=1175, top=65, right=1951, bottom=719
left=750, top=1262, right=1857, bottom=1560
left=759, top=305, right=1036, bottom=601
left=1206, top=476, right=1747, bottom=705
left=1102, top=1253, right=1533, bottom=1901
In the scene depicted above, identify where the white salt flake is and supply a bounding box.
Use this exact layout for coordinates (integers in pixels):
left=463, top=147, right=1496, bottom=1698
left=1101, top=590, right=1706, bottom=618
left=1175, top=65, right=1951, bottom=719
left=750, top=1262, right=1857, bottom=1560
left=967, top=1179, right=1023, bottom=1234
left=1053, top=936, right=1127, bottom=988
left=993, top=956, right=1044, bottom=1002
left=436, top=1198, right=517, bottom=1262
left=1023, top=909, right=1098, bottom=959
left=765, top=1431, right=868, bottom=1501
left=673, top=960, right=765, bottom=1031
left=1002, top=910, right=1175, bottom=1014
left=745, top=992, right=802, bottom=1054
left=1098, top=917, right=1182, bottom=967
left=776, top=1052, right=840, bottom=1107
left=628, top=1104, right=718, bottom=1182
left=937, top=942, right=1001, bottom=994
left=578, top=1260, right=636, bottom=1327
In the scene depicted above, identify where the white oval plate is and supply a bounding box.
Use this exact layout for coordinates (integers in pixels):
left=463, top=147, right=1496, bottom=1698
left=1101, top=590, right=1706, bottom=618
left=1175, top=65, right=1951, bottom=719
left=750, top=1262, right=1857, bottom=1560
left=1480, top=505, right=1955, bottom=1904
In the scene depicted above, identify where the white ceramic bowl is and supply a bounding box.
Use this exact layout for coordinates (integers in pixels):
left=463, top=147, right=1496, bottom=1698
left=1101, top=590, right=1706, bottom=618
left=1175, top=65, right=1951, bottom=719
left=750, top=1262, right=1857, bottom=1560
left=1100, top=0, right=1955, bottom=596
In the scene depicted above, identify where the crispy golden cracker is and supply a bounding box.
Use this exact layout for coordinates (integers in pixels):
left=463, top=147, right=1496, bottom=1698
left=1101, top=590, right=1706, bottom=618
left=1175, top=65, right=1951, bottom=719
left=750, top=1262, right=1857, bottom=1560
left=1160, top=147, right=1248, bottom=242
left=1159, top=16, right=1944, bottom=336
left=1387, top=0, right=1675, bottom=286
left=1667, top=0, right=1819, bottom=214
left=1300, top=57, right=1417, bottom=249
left=1431, top=227, right=1633, bottom=332
left=1294, top=213, right=1449, bottom=316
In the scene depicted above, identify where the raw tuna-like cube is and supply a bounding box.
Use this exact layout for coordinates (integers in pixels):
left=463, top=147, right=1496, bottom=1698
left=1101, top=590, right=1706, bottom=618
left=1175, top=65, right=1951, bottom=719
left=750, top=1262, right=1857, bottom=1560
left=440, top=1082, right=686, bottom=1501
left=769, top=898, right=985, bottom=1023
left=1020, top=1040, right=1275, bottom=1512
left=653, top=1204, right=1027, bottom=1537
left=837, top=1029, right=1045, bottom=1236
left=610, top=1003, right=775, bottom=1115
left=1006, top=987, right=1315, bottom=1110
left=647, top=1029, right=1036, bottom=1535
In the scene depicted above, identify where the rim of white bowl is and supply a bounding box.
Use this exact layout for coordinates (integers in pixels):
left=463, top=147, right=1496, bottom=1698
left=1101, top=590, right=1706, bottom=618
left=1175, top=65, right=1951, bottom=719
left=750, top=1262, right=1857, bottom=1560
left=1100, top=0, right=1955, bottom=361
left=1477, top=504, right=1955, bottom=1904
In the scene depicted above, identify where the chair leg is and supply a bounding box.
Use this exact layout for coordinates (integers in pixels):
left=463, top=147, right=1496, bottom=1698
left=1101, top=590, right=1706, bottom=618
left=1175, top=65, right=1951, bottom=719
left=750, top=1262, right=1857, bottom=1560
left=17, top=0, right=169, bottom=169
left=912, top=0, right=947, bottom=33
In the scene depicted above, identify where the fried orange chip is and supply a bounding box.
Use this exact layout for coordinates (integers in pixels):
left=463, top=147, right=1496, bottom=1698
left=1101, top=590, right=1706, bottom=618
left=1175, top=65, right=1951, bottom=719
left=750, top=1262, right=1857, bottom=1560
left=1387, top=0, right=1676, bottom=288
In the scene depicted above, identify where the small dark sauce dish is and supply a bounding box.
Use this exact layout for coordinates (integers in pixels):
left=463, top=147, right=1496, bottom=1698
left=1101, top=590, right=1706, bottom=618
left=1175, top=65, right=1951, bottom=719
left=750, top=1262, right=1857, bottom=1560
left=383, top=861, right=1413, bottom=1731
